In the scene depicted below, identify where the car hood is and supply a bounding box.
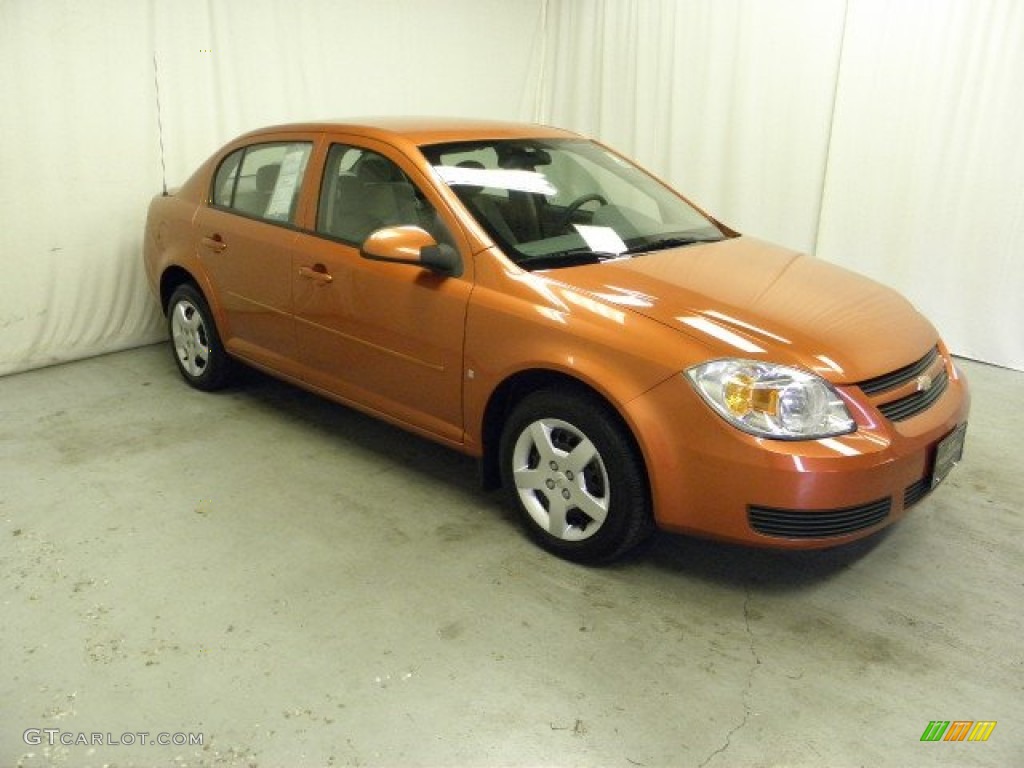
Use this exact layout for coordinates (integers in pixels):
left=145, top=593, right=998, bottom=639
left=554, top=237, right=938, bottom=383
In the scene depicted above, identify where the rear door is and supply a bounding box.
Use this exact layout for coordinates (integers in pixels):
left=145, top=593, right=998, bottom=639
left=291, top=139, right=473, bottom=444
left=193, top=138, right=314, bottom=372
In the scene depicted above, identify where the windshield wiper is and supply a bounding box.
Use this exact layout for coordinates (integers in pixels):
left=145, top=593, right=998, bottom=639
left=623, top=235, right=723, bottom=255
left=516, top=248, right=629, bottom=270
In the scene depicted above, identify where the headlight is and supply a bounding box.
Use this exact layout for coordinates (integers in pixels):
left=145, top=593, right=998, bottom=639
left=685, top=359, right=855, bottom=440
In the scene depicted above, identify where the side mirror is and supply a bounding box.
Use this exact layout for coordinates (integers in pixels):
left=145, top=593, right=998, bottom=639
left=360, top=226, right=462, bottom=277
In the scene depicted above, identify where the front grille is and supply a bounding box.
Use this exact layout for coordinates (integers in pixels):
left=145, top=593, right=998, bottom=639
left=876, top=370, right=949, bottom=421
left=749, top=498, right=891, bottom=539
left=855, top=345, right=949, bottom=422
left=858, top=346, right=939, bottom=396
left=903, top=477, right=931, bottom=508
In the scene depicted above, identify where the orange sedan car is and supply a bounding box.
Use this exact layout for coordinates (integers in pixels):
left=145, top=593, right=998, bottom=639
left=143, top=118, right=969, bottom=562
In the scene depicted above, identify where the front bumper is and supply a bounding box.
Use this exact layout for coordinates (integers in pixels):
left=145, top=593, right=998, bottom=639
left=624, top=358, right=970, bottom=548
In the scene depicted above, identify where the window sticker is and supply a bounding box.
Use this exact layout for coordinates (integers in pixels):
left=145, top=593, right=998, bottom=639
left=574, top=224, right=627, bottom=256
left=265, top=145, right=309, bottom=221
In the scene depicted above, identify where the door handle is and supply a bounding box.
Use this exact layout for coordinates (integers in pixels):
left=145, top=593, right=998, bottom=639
left=298, top=264, right=333, bottom=284
left=201, top=234, right=227, bottom=253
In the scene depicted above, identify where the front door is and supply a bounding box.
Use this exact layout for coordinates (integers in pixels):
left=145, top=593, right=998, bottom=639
left=293, top=142, right=472, bottom=444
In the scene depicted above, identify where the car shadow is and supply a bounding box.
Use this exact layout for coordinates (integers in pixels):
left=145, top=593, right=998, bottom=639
left=621, top=525, right=892, bottom=590
left=221, top=357, right=891, bottom=588
left=228, top=361, right=488, bottom=497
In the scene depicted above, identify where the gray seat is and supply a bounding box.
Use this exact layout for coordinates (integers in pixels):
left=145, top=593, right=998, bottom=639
left=357, top=155, right=420, bottom=229
left=364, top=181, right=419, bottom=228
left=329, top=174, right=382, bottom=243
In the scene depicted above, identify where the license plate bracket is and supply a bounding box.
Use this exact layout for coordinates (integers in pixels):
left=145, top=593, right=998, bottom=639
left=931, top=423, right=967, bottom=489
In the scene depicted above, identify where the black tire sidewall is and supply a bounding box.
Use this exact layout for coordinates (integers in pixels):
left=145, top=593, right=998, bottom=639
left=499, top=388, right=652, bottom=563
left=166, top=284, right=230, bottom=391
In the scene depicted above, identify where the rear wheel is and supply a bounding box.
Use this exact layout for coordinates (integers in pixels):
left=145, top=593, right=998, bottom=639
left=167, top=284, right=231, bottom=391
left=500, top=388, right=653, bottom=563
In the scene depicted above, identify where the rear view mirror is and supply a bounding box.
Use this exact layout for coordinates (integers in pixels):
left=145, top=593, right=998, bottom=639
left=361, top=226, right=462, bottom=277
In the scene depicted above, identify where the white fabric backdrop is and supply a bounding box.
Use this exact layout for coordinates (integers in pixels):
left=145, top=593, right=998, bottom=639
left=1, top=1, right=163, bottom=374
left=537, top=0, right=1024, bottom=371
left=0, top=0, right=545, bottom=376
left=815, top=0, right=1024, bottom=371
left=537, top=0, right=848, bottom=253
left=2, top=0, right=1021, bottom=374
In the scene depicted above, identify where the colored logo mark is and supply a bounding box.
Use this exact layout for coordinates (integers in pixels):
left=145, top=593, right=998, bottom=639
left=920, top=721, right=997, bottom=742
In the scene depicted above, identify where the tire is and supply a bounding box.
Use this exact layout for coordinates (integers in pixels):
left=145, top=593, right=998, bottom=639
left=499, top=387, right=653, bottom=563
left=166, top=283, right=231, bottom=391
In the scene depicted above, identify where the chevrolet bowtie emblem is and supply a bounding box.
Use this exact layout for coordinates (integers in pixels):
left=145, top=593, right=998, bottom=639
left=916, top=374, right=933, bottom=392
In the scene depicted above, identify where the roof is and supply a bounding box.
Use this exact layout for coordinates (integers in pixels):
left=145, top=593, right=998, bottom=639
left=238, top=117, right=582, bottom=146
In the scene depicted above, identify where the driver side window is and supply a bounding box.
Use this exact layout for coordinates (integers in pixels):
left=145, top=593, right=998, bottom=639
left=316, top=144, right=451, bottom=246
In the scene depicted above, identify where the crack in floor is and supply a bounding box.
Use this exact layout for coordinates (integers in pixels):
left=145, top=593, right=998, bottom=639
left=698, top=585, right=762, bottom=768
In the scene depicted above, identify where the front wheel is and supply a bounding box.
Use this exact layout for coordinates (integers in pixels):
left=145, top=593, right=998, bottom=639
left=167, top=283, right=231, bottom=391
left=499, top=388, right=653, bottom=563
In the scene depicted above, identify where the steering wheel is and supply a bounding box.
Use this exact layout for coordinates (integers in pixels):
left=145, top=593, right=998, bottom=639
left=556, top=193, right=609, bottom=230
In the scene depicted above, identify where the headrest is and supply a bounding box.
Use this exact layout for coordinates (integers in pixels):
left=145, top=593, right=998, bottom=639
left=455, top=160, right=485, bottom=194
left=256, top=164, right=280, bottom=193
left=357, top=155, right=395, bottom=183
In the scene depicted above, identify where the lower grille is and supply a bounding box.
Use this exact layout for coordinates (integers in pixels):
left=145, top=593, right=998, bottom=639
left=903, top=477, right=931, bottom=508
left=749, top=498, right=891, bottom=538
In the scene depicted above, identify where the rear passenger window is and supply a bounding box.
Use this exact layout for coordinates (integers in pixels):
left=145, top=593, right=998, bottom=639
left=210, top=142, right=312, bottom=225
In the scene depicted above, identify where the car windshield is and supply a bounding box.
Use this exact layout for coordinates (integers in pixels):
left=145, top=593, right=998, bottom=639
left=422, top=138, right=727, bottom=270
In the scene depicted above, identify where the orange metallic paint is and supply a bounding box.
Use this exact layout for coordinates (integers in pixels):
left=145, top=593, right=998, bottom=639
left=144, top=119, right=970, bottom=549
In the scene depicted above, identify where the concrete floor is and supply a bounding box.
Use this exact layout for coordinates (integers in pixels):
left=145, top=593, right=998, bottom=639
left=1, top=345, right=1021, bottom=768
